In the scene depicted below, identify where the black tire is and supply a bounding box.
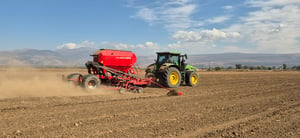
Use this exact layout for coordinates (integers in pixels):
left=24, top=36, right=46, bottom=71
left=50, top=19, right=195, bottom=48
left=185, top=71, right=199, bottom=87
left=161, top=67, right=181, bottom=88
left=119, top=88, right=125, bottom=94
left=145, top=72, right=157, bottom=87
left=145, top=73, right=156, bottom=81
left=82, top=74, right=101, bottom=90
left=136, top=87, right=143, bottom=93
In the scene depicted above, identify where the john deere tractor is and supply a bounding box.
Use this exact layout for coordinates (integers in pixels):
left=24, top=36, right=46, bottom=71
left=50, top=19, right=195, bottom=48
left=145, top=52, right=200, bottom=88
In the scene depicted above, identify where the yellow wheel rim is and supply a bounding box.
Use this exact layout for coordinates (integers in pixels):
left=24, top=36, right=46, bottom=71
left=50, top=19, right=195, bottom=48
left=191, top=74, right=198, bottom=84
left=170, top=72, right=179, bottom=85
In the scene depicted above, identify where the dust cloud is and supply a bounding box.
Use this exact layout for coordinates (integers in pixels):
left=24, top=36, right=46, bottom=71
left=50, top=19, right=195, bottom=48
left=0, top=67, right=113, bottom=99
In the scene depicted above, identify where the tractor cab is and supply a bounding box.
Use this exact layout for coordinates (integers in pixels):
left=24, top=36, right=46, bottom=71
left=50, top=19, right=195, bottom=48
left=157, top=52, right=180, bottom=65
left=156, top=52, right=188, bottom=70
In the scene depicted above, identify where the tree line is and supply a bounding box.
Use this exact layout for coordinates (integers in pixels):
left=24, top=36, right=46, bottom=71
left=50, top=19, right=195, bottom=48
left=208, top=64, right=300, bottom=71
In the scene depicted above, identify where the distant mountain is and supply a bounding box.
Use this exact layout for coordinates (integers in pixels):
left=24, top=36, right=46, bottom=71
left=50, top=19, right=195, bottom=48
left=0, top=48, right=299, bottom=68
left=186, top=53, right=300, bottom=68
left=0, top=48, right=96, bottom=67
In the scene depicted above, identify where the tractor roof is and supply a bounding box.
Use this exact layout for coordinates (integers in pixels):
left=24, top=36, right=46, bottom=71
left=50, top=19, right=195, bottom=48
left=156, top=51, right=181, bottom=55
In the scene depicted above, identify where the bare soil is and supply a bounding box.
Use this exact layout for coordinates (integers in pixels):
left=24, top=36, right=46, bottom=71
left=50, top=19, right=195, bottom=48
left=0, top=68, right=299, bottom=137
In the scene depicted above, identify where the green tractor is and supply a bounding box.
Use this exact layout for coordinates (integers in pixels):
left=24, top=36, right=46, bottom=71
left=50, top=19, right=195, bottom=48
left=145, top=52, right=200, bottom=88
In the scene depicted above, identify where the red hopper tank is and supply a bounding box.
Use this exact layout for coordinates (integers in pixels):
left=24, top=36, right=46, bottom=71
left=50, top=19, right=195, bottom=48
left=92, top=49, right=137, bottom=74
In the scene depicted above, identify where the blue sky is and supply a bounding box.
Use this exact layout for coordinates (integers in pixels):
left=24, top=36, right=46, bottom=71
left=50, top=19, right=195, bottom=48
left=1, top=0, right=300, bottom=55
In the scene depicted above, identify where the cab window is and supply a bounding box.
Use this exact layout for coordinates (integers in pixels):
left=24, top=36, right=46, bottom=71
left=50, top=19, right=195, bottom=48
left=157, top=55, right=168, bottom=64
left=170, top=55, right=179, bottom=64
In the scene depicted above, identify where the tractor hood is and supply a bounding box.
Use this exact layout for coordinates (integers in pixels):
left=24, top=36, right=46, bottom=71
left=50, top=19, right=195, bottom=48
left=186, top=64, right=198, bottom=72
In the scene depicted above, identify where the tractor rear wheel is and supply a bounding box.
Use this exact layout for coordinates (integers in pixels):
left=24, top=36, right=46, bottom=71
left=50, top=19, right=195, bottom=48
left=82, top=74, right=101, bottom=90
left=161, top=67, right=181, bottom=88
left=186, top=71, right=199, bottom=87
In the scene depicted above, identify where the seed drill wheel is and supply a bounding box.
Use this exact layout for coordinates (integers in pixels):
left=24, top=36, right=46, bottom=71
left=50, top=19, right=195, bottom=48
left=161, top=67, right=181, bottom=88
left=186, top=71, right=199, bottom=87
left=66, top=73, right=82, bottom=86
left=66, top=73, right=82, bottom=80
left=145, top=73, right=155, bottom=80
left=136, top=87, right=143, bottom=93
left=119, top=88, right=126, bottom=94
left=145, top=72, right=156, bottom=87
left=82, top=74, right=101, bottom=90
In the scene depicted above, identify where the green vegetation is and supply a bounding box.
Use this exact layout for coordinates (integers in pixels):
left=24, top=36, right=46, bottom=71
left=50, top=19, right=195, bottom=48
left=204, top=63, right=300, bottom=71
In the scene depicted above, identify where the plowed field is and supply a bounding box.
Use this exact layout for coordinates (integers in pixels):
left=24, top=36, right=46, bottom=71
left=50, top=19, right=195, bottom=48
left=0, top=68, right=299, bottom=137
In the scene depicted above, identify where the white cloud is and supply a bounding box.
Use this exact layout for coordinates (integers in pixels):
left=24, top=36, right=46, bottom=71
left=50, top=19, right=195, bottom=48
left=126, top=0, right=300, bottom=54
left=130, top=1, right=234, bottom=31
left=165, top=0, right=191, bottom=5
left=172, top=31, right=201, bottom=41
left=265, top=24, right=287, bottom=33
left=57, top=40, right=95, bottom=49
left=101, top=41, right=160, bottom=50
left=131, top=0, right=196, bottom=31
left=168, top=29, right=240, bottom=51
left=223, top=5, right=233, bottom=10
left=168, top=41, right=181, bottom=48
left=172, top=28, right=240, bottom=42
left=134, top=8, right=157, bottom=22
left=224, top=0, right=300, bottom=53
left=206, top=16, right=231, bottom=23
left=144, top=41, right=160, bottom=49
left=162, top=4, right=196, bottom=30
left=101, top=42, right=132, bottom=49
left=57, top=43, right=77, bottom=49
left=167, top=40, right=219, bottom=54
left=247, top=0, right=300, bottom=7
left=201, top=29, right=240, bottom=40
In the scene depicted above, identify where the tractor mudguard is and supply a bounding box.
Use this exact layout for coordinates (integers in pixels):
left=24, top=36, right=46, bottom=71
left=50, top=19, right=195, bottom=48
left=185, top=64, right=197, bottom=72
left=145, top=63, right=155, bottom=73
left=185, top=64, right=200, bottom=77
left=158, top=63, right=177, bottom=71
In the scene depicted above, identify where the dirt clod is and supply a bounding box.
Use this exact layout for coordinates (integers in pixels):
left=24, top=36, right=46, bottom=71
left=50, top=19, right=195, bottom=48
left=14, top=130, right=22, bottom=136
left=167, top=90, right=180, bottom=96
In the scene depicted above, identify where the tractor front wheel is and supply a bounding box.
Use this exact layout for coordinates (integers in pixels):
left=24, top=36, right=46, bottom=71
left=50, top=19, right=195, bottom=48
left=186, top=71, right=199, bottom=87
left=82, top=74, right=101, bottom=90
left=161, top=67, right=181, bottom=88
